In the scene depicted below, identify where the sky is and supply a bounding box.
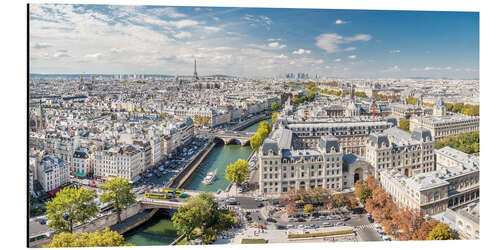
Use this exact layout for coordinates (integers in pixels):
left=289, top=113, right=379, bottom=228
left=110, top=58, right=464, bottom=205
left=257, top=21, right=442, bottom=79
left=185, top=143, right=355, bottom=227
left=29, top=4, right=479, bottom=79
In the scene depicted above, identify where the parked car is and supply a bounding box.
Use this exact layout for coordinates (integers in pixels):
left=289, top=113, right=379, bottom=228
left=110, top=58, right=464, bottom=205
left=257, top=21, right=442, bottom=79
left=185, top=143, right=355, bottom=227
left=297, top=218, right=305, bottom=222
left=257, top=203, right=264, bottom=208
left=322, top=222, right=332, bottom=227
left=335, top=222, right=345, bottom=226
left=319, top=216, right=327, bottom=220
left=328, top=215, right=340, bottom=220
left=286, top=224, right=295, bottom=229
left=297, top=224, right=305, bottom=229
left=267, top=217, right=277, bottom=223
left=382, top=236, right=391, bottom=241
left=255, top=197, right=265, bottom=202
left=288, top=218, right=298, bottom=222
left=276, top=225, right=286, bottom=230
left=310, top=217, right=320, bottom=221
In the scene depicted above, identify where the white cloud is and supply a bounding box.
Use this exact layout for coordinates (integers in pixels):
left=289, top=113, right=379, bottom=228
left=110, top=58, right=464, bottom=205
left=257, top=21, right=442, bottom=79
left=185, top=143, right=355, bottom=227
left=32, top=42, right=52, bottom=49
left=335, top=19, right=346, bottom=24
left=344, top=34, right=372, bottom=42
left=292, top=49, right=311, bottom=55
left=383, top=65, right=400, bottom=72
left=167, top=19, right=199, bottom=29
left=315, top=33, right=343, bottom=53
left=148, top=7, right=186, bottom=18
left=204, top=26, right=221, bottom=32
left=335, top=58, right=341, bottom=62
left=53, top=51, right=70, bottom=58
left=267, top=38, right=281, bottom=41
left=268, top=42, right=287, bottom=49
left=274, top=54, right=288, bottom=59
left=315, top=33, right=372, bottom=53
left=241, top=15, right=272, bottom=29
left=389, top=49, right=401, bottom=54
left=344, top=47, right=356, bottom=51
left=174, top=31, right=192, bottom=39
left=348, top=55, right=357, bottom=59
left=412, top=66, right=454, bottom=71
left=84, top=53, right=102, bottom=59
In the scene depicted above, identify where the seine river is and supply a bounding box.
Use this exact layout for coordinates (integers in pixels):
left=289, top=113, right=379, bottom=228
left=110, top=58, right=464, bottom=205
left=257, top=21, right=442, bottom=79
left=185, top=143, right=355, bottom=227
left=124, top=118, right=270, bottom=245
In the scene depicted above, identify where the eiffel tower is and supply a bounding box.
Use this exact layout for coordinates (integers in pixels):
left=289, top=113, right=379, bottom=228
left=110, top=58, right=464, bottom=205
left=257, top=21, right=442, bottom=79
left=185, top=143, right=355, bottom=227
left=192, top=59, right=199, bottom=81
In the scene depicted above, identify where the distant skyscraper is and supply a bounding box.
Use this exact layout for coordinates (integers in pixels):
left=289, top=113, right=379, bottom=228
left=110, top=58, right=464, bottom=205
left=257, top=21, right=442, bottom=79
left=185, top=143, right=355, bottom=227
left=193, top=59, right=199, bottom=81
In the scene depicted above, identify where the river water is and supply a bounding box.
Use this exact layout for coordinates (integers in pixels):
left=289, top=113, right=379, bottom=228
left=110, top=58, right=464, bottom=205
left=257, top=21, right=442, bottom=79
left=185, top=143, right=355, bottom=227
left=181, top=118, right=270, bottom=192
left=124, top=212, right=178, bottom=246
left=124, top=118, right=270, bottom=245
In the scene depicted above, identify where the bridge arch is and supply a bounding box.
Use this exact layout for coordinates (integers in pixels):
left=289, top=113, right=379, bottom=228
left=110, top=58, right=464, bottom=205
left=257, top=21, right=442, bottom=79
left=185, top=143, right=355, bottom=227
left=213, top=137, right=225, bottom=145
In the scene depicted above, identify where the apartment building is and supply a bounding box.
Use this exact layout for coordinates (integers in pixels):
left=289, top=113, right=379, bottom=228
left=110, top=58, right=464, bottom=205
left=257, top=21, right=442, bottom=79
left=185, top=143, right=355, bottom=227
left=37, top=155, right=70, bottom=192
left=94, top=145, right=144, bottom=182
left=366, top=127, right=435, bottom=178
left=258, top=126, right=344, bottom=195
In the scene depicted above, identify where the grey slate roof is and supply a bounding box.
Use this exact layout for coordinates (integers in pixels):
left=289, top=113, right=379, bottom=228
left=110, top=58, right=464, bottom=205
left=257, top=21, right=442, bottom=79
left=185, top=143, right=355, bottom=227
left=261, top=138, right=279, bottom=156
left=318, top=136, right=340, bottom=153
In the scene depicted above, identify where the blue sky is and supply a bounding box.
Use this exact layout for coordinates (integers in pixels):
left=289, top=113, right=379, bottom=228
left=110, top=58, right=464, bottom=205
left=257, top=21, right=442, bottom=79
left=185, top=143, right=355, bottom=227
left=29, top=4, right=479, bottom=79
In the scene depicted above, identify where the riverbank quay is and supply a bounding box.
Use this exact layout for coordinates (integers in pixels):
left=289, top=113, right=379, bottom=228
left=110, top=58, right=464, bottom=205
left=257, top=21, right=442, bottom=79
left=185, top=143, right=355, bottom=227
left=167, top=139, right=215, bottom=188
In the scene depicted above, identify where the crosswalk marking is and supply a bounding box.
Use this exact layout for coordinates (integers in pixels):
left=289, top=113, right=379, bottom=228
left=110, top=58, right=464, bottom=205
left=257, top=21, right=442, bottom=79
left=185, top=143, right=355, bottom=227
left=355, top=224, right=376, bottom=230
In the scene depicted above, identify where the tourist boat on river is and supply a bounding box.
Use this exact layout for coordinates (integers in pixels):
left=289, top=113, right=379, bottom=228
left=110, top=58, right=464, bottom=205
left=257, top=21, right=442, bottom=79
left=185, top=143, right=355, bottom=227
left=202, top=171, right=216, bottom=184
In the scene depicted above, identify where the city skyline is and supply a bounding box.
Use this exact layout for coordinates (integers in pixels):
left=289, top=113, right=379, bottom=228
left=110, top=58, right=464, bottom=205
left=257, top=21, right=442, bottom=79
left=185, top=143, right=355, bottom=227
left=29, top=4, right=479, bottom=79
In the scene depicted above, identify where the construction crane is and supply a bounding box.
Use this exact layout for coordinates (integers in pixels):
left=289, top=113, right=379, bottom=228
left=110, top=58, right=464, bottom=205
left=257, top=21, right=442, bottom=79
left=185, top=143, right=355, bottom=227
left=372, top=98, right=376, bottom=120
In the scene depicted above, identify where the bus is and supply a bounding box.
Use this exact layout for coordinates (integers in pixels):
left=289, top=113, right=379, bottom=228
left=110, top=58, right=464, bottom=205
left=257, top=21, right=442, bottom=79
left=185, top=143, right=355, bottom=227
left=146, top=192, right=173, bottom=199
left=163, top=189, right=188, bottom=198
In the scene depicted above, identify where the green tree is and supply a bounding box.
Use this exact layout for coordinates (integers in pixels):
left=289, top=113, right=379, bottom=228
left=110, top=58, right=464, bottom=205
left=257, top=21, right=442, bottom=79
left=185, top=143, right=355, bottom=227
left=46, top=187, right=98, bottom=233
left=304, top=204, right=314, bottom=213
left=44, top=227, right=133, bottom=248
left=271, top=102, right=279, bottom=111
left=263, top=86, right=270, bottom=91
left=250, top=132, right=264, bottom=151
left=271, top=112, right=280, bottom=127
left=100, top=177, right=136, bottom=224
left=399, top=119, right=410, bottom=133
left=225, top=159, right=250, bottom=186
left=452, top=103, right=464, bottom=113
left=426, top=223, right=455, bottom=240
left=258, top=121, right=272, bottom=134
left=307, top=91, right=316, bottom=101
left=172, top=193, right=235, bottom=243
left=333, top=194, right=347, bottom=208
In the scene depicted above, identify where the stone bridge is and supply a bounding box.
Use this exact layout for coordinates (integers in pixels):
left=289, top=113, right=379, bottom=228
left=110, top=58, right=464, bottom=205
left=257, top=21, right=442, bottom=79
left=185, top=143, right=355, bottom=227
left=199, top=130, right=255, bottom=146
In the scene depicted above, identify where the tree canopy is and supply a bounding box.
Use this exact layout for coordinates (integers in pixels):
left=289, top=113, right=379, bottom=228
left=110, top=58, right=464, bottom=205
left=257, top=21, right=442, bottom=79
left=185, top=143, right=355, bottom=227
left=271, top=112, right=280, bottom=127
left=304, top=204, right=314, bottom=213
left=172, top=193, right=236, bottom=244
left=435, top=132, right=479, bottom=154
left=100, top=177, right=136, bottom=224
left=427, top=222, right=455, bottom=240
left=399, top=119, right=410, bottom=133
left=225, top=159, right=250, bottom=185
left=250, top=121, right=272, bottom=150
left=46, top=187, right=98, bottom=233
left=44, top=227, right=133, bottom=248
left=271, top=102, right=279, bottom=111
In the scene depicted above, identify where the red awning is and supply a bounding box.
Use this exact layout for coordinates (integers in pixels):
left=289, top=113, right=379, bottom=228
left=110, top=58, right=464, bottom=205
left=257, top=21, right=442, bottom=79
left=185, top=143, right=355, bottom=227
left=48, top=187, right=62, bottom=197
